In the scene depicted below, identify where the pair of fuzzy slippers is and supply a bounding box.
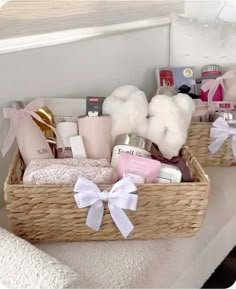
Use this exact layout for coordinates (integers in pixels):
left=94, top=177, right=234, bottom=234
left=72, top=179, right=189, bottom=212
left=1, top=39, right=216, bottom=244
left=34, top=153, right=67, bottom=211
left=103, top=85, right=195, bottom=159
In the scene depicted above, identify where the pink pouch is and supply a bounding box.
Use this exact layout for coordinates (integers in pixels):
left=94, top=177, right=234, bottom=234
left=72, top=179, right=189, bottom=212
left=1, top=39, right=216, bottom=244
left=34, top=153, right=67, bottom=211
left=117, top=154, right=161, bottom=184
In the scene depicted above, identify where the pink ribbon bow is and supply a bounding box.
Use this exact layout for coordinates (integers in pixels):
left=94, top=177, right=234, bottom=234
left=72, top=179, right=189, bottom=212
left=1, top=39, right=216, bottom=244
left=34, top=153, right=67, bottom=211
left=209, top=117, right=236, bottom=158
left=74, top=177, right=138, bottom=238
left=201, top=70, right=234, bottom=111
left=2, top=98, right=58, bottom=157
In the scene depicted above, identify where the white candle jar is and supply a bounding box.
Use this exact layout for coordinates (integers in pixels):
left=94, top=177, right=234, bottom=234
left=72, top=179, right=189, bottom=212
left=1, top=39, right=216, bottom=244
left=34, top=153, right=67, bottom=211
left=111, top=133, right=152, bottom=168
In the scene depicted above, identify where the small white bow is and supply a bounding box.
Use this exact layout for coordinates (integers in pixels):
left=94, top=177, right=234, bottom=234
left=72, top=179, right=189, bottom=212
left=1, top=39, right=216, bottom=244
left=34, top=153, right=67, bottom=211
left=209, top=117, right=236, bottom=157
left=74, top=177, right=138, bottom=238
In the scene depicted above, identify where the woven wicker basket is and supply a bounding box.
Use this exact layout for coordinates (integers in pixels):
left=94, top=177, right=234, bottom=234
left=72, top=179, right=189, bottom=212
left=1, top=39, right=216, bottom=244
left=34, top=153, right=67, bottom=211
left=187, top=122, right=236, bottom=167
left=4, top=147, right=210, bottom=242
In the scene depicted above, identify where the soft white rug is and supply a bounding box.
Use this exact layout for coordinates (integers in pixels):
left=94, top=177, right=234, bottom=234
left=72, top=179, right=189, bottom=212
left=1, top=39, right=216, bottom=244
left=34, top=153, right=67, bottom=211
left=0, top=227, right=82, bottom=289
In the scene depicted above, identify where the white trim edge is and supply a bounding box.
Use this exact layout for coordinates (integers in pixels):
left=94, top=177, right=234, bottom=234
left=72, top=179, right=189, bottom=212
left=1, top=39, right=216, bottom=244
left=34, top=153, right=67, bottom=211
left=0, top=0, right=9, bottom=9
left=0, top=16, right=170, bottom=54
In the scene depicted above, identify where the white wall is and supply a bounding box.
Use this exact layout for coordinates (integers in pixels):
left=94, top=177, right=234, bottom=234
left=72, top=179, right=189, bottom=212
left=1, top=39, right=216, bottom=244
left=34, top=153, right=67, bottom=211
left=185, top=0, right=222, bottom=21
left=0, top=25, right=169, bottom=207
left=0, top=0, right=8, bottom=8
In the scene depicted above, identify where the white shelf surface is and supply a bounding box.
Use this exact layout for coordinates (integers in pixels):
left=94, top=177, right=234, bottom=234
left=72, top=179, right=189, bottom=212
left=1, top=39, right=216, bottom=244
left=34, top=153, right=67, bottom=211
left=0, top=0, right=184, bottom=54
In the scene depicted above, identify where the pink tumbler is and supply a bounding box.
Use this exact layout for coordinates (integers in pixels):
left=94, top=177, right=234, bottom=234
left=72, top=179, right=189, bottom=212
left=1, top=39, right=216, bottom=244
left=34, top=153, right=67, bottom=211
left=78, top=115, right=111, bottom=162
left=200, top=64, right=223, bottom=102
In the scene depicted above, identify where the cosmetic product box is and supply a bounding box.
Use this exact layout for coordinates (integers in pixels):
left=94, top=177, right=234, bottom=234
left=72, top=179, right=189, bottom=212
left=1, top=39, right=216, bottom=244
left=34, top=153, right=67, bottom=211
left=86, top=96, right=105, bottom=116
left=156, top=66, right=196, bottom=94
left=157, top=164, right=182, bottom=184
left=200, top=65, right=223, bottom=102
left=4, top=146, right=209, bottom=242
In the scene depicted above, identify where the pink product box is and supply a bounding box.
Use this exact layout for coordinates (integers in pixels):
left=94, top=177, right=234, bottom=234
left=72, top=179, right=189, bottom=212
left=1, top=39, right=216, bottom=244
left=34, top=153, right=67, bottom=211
left=116, top=154, right=161, bottom=184
left=157, top=66, right=196, bottom=93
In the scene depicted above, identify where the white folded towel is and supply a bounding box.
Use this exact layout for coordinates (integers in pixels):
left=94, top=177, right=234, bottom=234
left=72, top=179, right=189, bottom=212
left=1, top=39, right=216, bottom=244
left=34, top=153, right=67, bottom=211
left=148, top=93, right=195, bottom=159
left=0, top=228, right=83, bottom=289
left=103, top=85, right=148, bottom=143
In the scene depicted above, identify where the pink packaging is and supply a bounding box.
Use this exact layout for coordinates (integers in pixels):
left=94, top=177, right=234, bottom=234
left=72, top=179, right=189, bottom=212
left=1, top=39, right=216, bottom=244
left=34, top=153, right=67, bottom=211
left=117, top=154, right=161, bottom=184
left=200, top=65, right=223, bottom=102
left=78, top=115, right=111, bottom=162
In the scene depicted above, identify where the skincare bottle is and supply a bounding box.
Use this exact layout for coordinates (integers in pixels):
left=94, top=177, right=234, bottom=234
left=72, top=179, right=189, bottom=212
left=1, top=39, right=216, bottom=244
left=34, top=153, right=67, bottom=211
left=11, top=103, right=54, bottom=165
left=56, top=122, right=78, bottom=158
left=17, top=118, right=54, bottom=165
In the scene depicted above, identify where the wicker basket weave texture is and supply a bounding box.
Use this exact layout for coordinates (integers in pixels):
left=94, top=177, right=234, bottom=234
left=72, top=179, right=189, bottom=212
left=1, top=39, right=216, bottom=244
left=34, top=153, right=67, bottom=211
left=187, top=122, right=236, bottom=167
left=4, top=147, right=210, bottom=242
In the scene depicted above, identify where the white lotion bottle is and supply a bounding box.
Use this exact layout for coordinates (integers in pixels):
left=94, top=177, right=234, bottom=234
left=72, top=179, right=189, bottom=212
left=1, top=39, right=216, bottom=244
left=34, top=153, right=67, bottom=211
left=56, top=122, right=78, bottom=158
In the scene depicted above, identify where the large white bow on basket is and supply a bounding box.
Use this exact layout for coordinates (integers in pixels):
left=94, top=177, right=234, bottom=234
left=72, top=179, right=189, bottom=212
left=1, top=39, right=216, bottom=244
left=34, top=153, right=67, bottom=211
left=209, top=117, right=236, bottom=157
left=74, top=177, right=138, bottom=238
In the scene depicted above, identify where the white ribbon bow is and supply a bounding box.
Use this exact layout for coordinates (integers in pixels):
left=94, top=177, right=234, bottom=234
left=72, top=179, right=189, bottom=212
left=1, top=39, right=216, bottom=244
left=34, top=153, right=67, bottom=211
left=209, top=117, right=236, bottom=157
left=74, top=177, right=138, bottom=238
